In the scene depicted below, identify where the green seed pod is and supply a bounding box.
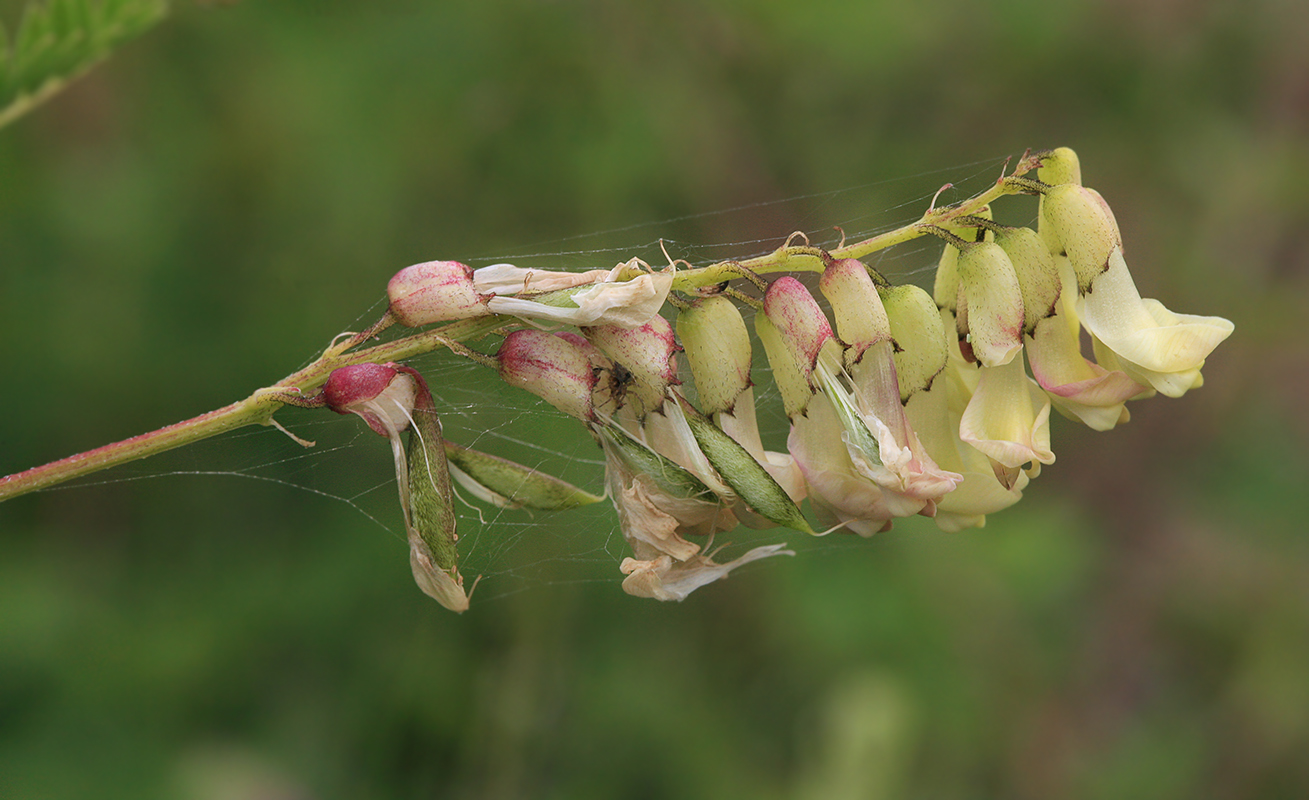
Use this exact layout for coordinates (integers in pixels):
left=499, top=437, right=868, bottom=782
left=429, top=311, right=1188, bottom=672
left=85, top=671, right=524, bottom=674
left=675, top=395, right=815, bottom=535
left=403, top=376, right=469, bottom=614
left=444, top=441, right=604, bottom=511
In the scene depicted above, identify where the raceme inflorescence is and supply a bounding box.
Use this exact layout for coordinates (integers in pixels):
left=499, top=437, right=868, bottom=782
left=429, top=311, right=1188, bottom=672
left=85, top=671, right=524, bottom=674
left=0, top=148, right=1234, bottom=612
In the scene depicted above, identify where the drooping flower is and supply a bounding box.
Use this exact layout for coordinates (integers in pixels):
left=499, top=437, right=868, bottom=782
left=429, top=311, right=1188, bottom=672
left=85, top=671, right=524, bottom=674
left=1039, top=156, right=1234, bottom=398
left=992, top=223, right=1146, bottom=430
left=760, top=275, right=958, bottom=534
left=321, top=363, right=469, bottom=613
left=958, top=352, right=1055, bottom=485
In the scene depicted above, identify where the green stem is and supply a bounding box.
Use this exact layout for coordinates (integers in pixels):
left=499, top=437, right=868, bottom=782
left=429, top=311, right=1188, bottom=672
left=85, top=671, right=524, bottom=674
left=0, top=156, right=1042, bottom=502
left=670, top=171, right=1033, bottom=292
left=0, top=316, right=508, bottom=502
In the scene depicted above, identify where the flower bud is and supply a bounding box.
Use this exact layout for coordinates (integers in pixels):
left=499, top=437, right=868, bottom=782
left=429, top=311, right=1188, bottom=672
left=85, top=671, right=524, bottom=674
left=497, top=330, right=598, bottom=421
left=676, top=295, right=752, bottom=416
left=762, top=277, right=837, bottom=382
left=993, top=226, right=1061, bottom=334
left=755, top=314, right=813, bottom=419
left=387, top=261, right=491, bottom=327
left=880, top=284, right=947, bottom=402
left=819, top=259, right=892, bottom=362
left=1036, top=147, right=1082, bottom=187
left=933, top=206, right=991, bottom=311
left=1040, top=184, right=1120, bottom=292
left=583, top=314, right=679, bottom=419
left=955, top=242, right=1025, bottom=367
left=322, top=363, right=419, bottom=438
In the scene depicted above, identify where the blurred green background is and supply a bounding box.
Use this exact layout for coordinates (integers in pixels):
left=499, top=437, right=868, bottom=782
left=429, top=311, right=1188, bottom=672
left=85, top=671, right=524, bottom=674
left=2, top=1, right=1306, bottom=798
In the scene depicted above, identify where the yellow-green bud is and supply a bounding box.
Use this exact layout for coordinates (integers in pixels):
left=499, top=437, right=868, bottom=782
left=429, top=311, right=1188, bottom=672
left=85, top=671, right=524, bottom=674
left=676, top=295, right=752, bottom=416
left=880, top=284, right=947, bottom=401
left=955, top=242, right=1024, bottom=367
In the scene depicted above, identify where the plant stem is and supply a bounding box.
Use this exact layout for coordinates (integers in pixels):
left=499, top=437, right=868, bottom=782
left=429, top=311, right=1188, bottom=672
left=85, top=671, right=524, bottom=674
left=0, top=158, right=1040, bottom=502
left=0, top=317, right=508, bottom=502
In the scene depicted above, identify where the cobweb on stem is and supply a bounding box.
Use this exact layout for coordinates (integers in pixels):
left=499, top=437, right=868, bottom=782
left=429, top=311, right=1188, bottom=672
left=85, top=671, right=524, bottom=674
left=19, top=155, right=1018, bottom=606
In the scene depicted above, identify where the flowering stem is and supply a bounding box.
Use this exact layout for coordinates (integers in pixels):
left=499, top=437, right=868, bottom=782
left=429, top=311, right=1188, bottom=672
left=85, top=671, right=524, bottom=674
left=0, top=156, right=1042, bottom=502
left=0, top=316, right=510, bottom=502
left=671, top=166, right=1041, bottom=292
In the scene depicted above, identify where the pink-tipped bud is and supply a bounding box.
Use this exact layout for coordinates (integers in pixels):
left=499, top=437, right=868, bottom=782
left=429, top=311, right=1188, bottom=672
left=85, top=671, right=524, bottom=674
left=819, top=258, right=893, bottom=362
left=583, top=315, right=679, bottom=418
left=322, top=363, right=419, bottom=437
left=762, top=277, right=836, bottom=381
left=387, top=260, right=491, bottom=327
left=497, top=330, right=598, bottom=421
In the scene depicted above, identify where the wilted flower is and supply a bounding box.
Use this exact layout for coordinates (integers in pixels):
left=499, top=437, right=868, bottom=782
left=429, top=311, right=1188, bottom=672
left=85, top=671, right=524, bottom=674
left=485, top=259, right=674, bottom=328
left=472, top=263, right=610, bottom=295
left=321, top=363, right=469, bottom=613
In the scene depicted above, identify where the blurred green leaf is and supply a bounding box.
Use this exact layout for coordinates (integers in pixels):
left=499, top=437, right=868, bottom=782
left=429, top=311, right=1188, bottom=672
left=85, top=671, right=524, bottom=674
left=0, top=0, right=167, bottom=129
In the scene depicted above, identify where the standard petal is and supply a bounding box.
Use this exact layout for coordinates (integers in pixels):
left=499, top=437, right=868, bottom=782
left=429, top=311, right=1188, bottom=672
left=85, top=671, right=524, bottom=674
left=1077, top=249, right=1233, bottom=395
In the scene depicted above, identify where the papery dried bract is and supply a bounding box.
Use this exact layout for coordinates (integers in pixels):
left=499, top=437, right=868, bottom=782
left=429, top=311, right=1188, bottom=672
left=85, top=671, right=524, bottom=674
left=472, top=263, right=610, bottom=296
left=485, top=260, right=673, bottom=328
left=620, top=543, right=794, bottom=602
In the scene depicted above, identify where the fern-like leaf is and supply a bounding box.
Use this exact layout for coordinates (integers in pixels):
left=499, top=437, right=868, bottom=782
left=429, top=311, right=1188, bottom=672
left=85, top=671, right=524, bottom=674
left=0, top=0, right=168, bottom=130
